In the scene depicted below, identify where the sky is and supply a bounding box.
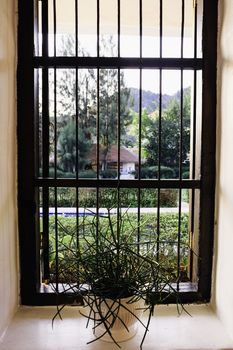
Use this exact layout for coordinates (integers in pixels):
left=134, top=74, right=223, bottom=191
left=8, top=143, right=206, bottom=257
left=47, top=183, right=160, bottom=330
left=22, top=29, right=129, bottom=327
left=42, top=34, right=194, bottom=95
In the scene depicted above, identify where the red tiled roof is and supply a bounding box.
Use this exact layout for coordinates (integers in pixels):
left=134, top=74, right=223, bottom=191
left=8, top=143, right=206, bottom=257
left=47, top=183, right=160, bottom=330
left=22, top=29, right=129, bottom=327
left=89, top=144, right=139, bottom=164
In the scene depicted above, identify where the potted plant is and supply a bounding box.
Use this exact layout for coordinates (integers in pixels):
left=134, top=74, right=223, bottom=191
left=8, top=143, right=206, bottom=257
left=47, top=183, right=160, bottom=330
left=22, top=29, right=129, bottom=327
left=53, top=207, right=186, bottom=349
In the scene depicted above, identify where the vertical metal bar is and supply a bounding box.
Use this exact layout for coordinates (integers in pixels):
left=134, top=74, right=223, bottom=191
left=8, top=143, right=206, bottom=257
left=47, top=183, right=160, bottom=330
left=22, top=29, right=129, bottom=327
left=53, top=0, right=59, bottom=291
left=177, top=0, right=185, bottom=290
left=138, top=0, right=142, bottom=251
left=75, top=0, right=80, bottom=262
left=190, top=2, right=198, bottom=280
left=34, top=1, right=39, bottom=57
left=159, top=0, right=163, bottom=58
left=137, top=0, right=142, bottom=253
left=117, top=69, right=121, bottom=242
left=199, top=0, right=217, bottom=300
left=157, top=0, right=163, bottom=259
left=116, top=0, right=121, bottom=242
left=42, top=0, right=50, bottom=281
left=97, top=0, right=100, bottom=57
left=139, top=0, right=142, bottom=58
left=118, top=0, right=120, bottom=58
left=34, top=1, right=41, bottom=289
left=96, top=0, right=100, bottom=249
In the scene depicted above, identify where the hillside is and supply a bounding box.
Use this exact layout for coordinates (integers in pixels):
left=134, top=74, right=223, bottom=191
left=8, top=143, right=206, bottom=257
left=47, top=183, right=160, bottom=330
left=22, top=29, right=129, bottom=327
left=129, top=87, right=191, bottom=113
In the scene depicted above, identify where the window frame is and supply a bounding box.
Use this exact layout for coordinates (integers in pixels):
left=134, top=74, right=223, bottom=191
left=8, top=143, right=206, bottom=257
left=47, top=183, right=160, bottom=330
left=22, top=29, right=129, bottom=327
left=17, top=0, right=218, bottom=305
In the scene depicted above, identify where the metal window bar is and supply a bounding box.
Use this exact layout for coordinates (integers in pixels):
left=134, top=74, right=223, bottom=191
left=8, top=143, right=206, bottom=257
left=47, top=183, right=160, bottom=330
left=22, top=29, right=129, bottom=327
left=117, top=68, right=120, bottom=239
left=96, top=0, right=100, bottom=251
left=97, top=0, right=100, bottom=57
left=53, top=0, right=59, bottom=291
left=118, top=0, right=120, bottom=58
left=177, top=0, right=185, bottom=290
left=189, top=0, right=198, bottom=280
left=41, top=0, right=50, bottom=280
left=137, top=0, right=143, bottom=252
left=34, top=56, right=203, bottom=69
left=37, top=0, right=203, bottom=287
left=156, top=0, right=163, bottom=260
left=116, top=0, right=121, bottom=242
left=75, top=0, right=80, bottom=261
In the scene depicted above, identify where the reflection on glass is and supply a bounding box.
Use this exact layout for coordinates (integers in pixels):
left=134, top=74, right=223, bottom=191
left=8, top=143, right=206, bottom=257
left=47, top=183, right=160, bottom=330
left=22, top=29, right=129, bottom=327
left=100, top=0, right=117, bottom=57
left=78, top=0, right=97, bottom=56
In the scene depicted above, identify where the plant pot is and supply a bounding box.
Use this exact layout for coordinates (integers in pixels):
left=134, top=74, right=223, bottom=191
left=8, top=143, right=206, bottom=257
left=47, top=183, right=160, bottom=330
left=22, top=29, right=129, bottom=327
left=83, top=296, right=144, bottom=343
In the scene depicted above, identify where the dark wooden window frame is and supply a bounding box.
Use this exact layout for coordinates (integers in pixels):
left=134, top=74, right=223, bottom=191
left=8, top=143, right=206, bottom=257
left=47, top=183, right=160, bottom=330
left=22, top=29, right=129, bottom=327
left=17, top=0, right=217, bottom=305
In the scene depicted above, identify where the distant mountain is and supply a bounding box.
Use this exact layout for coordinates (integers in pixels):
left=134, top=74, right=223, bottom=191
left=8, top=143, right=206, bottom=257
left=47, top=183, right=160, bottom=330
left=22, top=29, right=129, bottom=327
left=129, top=87, right=191, bottom=113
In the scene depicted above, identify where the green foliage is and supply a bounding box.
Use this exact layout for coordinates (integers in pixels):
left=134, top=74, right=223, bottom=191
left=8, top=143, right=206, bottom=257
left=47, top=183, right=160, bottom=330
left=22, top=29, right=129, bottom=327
left=48, top=212, right=189, bottom=274
left=79, top=170, right=96, bottom=178
left=100, top=169, right=117, bottom=178
left=52, top=210, right=189, bottom=348
left=48, top=188, right=178, bottom=208
left=53, top=36, right=132, bottom=175
left=145, top=93, right=191, bottom=170
left=58, top=120, right=91, bottom=173
left=134, top=165, right=175, bottom=179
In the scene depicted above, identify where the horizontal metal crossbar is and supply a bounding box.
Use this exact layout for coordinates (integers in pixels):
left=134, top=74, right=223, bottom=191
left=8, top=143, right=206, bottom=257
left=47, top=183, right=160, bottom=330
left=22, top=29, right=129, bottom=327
left=33, top=57, right=203, bottom=70
left=35, top=178, right=201, bottom=189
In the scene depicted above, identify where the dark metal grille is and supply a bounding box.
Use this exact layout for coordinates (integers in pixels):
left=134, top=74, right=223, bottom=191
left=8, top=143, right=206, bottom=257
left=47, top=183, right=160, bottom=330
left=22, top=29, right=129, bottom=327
left=17, top=0, right=217, bottom=305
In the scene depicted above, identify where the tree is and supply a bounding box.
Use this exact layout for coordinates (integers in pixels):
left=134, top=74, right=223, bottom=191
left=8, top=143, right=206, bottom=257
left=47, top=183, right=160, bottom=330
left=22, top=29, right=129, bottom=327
left=54, top=35, right=132, bottom=174
left=145, top=91, right=191, bottom=173
left=57, top=120, right=91, bottom=174
left=99, top=66, right=132, bottom=170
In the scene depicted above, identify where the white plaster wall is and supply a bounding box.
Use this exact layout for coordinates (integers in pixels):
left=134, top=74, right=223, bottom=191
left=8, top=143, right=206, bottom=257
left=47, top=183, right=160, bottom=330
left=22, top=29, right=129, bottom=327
left=213, top=0, right=233, bottom=341
left=0, top=0, right=18, bottom=340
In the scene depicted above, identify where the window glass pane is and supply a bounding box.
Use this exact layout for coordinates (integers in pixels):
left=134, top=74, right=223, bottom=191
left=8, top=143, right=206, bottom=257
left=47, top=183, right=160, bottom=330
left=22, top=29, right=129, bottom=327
left=99, top=69, right=118, bottom=178
left=141, top=70, right=160, bottom=178
left=34, top=1, right=42, bottom=56
left=183, top=0, right=194, bottom=58
left=160, top=70, right=181, bottom=178
left=162, top=0, right=182, bottom=57
left=78, top=0, right=97, bottom=56
left=99, top=0, right=117, bottom=57
left=142, top=0, right=160, bottom=57
left=162, top=0, right=195, bottom=58
left=32, top=0, right=206, bottom=293
left=49, top=69, right=97, bottom=178
left=37, top=69, right=43, bottom=176
left=78, top=69, right=97, bottom=178
left=48, top=0, right=76, bottom=56
left=121, top=0, right=139, bottom=57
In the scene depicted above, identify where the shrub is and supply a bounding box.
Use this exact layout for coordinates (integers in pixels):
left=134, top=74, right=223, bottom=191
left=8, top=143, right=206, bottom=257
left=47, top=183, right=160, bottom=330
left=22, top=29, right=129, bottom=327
left=135, top=166, right=176, bottom=179
left=100, top=169, right=117, bottom=178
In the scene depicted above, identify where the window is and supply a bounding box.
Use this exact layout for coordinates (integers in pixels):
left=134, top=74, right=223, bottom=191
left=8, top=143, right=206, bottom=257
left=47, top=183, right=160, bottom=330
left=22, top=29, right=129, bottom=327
left=18, top=0, right=217, bottom=305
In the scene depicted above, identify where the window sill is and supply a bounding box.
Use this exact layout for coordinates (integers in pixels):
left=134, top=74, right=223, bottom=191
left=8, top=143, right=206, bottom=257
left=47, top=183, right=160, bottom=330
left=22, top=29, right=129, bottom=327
left=1, top=304, right=233, bottom=350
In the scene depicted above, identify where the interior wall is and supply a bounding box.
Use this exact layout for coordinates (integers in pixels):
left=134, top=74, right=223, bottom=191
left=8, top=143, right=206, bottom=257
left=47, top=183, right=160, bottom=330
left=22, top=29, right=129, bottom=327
left=212, top=0, right=233, bottom=341
left=0, top=0, right=18, bottom=340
